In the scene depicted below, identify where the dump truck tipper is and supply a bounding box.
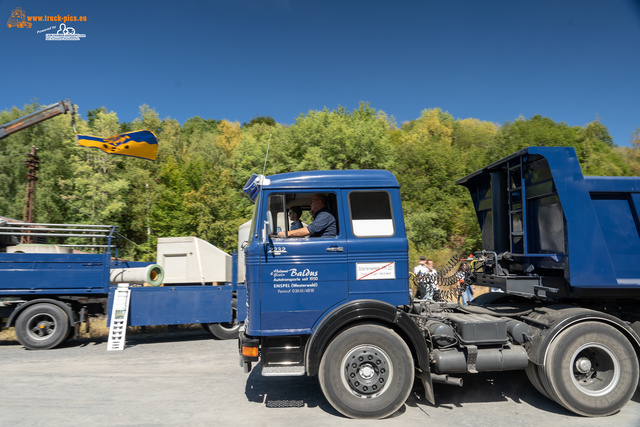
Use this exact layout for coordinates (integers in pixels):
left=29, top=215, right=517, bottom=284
left=238, top=146, right=640, bottom=419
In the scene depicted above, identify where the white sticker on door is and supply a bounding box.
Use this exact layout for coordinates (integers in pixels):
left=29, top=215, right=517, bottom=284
left=356, top=262, right=395, bottom=280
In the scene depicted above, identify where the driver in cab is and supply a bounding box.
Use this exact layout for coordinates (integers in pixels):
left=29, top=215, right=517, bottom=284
left=277, top=193, right=337, bottom=238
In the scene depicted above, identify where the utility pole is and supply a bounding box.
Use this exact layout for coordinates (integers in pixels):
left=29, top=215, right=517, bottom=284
left=21, top=146, right=40, bottom=243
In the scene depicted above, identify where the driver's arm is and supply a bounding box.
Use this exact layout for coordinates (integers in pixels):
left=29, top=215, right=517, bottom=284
left=277, top=227, right=311, bottom=238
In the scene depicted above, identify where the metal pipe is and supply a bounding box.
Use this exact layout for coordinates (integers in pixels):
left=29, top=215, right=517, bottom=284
left=110, top=264, right=164, bottom=287
left=0, top=222, right=116, bottom=228
left=57, top=244, right=114, bottom=248
left=0, top=227, right=114, bottom=233
left=0, top=232, right=113, bottom=238
left=431, top=373, right=464, bottom=387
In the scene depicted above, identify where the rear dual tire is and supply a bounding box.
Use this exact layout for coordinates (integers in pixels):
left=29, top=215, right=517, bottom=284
left=535, top=322, right=638, bottom=416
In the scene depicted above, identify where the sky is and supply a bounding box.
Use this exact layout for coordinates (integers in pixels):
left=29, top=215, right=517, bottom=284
left=2, top=0, right=640, bottom=146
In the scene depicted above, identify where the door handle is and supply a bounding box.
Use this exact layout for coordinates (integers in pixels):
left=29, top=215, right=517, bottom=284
left=326, top=246, right=344, bottom=252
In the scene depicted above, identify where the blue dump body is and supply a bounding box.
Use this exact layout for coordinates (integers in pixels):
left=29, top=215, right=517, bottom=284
left=456, top=146, right=640, bottom=296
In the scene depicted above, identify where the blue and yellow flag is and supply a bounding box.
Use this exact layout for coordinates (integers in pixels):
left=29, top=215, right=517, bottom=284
left=76, top=130, right=158, bottom=161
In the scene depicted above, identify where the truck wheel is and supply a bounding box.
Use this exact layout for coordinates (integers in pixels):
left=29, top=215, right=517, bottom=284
left=203, top=321, right=242, bottom=340
left=525, top=361, right=551, bottom=400
left=202, top=298, right=241, bottom=340
left=543, top=322, right=639, bottom=416
left=318, top=324, right=414, bottom=419
left=15, top=303, right=70, bottom=350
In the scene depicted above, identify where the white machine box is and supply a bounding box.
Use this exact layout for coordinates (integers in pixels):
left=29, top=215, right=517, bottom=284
left=157, top=236, right=231, bottom=284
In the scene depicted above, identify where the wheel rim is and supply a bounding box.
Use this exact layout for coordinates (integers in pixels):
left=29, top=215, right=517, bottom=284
left=569, top=342, right=620, bottom=397
left=26, top=313, right=57, bottom=341
left=341, top=345, right=393, bottom=398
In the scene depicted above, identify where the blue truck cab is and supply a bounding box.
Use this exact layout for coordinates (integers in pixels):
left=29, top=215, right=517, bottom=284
left=242, top=170, right=410, bottom=336
left=239, top=170, right=430, bottom=418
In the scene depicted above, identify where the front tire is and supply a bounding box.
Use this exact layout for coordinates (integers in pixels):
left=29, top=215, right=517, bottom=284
left=318, top=324, right=414, bottom=419
left=542, top=322, right=639, bottom=416
left=15, top=303, right=70, bottom=350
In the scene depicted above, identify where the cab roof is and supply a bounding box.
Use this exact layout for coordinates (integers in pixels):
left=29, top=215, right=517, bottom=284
left=264, top=169, right=399, bottom=190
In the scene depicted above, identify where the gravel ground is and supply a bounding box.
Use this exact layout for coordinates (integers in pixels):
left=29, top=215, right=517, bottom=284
left=0, top=330, right=638, bottom=427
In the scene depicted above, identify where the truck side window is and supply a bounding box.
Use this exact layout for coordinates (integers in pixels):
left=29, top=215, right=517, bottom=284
left=349, top=191, right=394, bottom=237
left=269, top=192, right=340, bottom=237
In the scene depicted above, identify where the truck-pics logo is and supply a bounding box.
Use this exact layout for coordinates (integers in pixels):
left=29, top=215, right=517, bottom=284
left=6, top=7, right=88, bottom=41
left=6, top=7, right=31, bottom=28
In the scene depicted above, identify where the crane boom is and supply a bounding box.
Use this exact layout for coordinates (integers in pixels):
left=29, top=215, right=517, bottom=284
left=0, top=99, right=74, bottom=140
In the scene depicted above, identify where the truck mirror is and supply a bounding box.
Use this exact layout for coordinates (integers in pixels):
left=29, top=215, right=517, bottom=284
left=262, top=221, right=268, bottom=245
left=266, top=212, right=274, bottom=235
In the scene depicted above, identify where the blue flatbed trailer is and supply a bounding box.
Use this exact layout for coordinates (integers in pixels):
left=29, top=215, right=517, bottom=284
left=0, top=223, right=246, bottom=349
left=237, top=147, right=640, bottom=420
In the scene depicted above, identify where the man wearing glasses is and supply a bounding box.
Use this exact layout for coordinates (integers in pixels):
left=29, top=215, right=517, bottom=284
left=277, top=193, right=336, bottom=238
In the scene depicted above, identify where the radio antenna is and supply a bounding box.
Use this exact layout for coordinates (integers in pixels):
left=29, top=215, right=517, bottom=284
left=262, top=133, right=272, bottom=176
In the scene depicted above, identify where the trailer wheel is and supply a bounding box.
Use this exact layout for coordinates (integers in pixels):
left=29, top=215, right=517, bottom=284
left=15, top=303, right=70, bottom=350
left=201, top=298, right=241, bottom=340
left=318, top=324, right=414, bottom=419
left=203, top=321, right=242, bottom=340
left=543, top=322, right=639, bottom=416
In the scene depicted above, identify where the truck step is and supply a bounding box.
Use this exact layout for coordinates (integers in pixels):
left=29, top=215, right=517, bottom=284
left=261, top=366, right=306, bottom=376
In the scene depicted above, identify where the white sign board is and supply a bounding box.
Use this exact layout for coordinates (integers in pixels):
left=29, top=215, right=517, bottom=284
left=107, top=284, right=131, bottom=351
left=356, top=262, right=396, bottom=281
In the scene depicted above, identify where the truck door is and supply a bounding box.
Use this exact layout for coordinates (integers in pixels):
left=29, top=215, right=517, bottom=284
left=342, top=189, right=410, bottom=307
left=258, top=191, right=348, bottom=334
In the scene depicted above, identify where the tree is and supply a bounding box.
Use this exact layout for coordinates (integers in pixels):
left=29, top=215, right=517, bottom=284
left=576, top=120, right=627, bottom=176
left=242, top=115, right=276, bottom=128
left=216, top=120, right=242, bottom=158
left=491, top=115, right=578, bottom=163
left=58, top=108, right=130, bottom=225
left=392, top=109, right=475, bottom=254
left=86, top=107, right=107, bottom=128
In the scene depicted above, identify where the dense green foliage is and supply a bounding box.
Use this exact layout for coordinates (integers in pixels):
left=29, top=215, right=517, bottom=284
left=1, top=101, right=637, bottom=264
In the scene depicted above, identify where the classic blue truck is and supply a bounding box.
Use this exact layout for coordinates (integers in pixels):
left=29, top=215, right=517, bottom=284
left=0, top=222, right=246, bottom=349
left=238, top=146, right=640, bottom=419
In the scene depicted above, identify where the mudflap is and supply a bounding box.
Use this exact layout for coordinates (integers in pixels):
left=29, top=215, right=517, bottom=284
left=418, top=368, right=435, bottom=405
